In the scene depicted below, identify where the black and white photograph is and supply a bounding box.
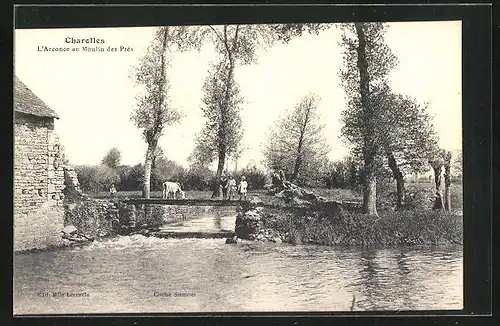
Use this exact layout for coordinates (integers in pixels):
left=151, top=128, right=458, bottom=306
left=13, top=14, right=466, bottom=315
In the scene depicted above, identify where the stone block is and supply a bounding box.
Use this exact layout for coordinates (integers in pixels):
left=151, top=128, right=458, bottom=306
left=48, top=184, right=56, bottom=193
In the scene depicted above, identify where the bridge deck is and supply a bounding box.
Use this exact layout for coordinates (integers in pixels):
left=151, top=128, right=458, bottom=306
left=120, top=198, right=242, bottom=206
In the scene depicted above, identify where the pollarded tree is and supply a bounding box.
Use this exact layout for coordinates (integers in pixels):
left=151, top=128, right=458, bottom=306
left=262, top=93, right=330, bottom=185
left=372, top=85, right=439, bottom=209
left=339, top=23, right=399, bottom=216
left=429, top=148, right=453, bottom=211
left=130, top=27, right=184, bottom=199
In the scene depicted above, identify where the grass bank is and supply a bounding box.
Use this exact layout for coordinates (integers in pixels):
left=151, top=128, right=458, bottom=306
left=259, top=208, right=462, bottom=247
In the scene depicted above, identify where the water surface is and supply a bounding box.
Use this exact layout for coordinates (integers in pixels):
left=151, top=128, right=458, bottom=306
left=13, top=214, right=462, bottom=314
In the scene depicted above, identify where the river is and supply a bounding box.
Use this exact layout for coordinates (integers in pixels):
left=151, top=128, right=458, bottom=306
left=13, top=213, right=463, bottom=314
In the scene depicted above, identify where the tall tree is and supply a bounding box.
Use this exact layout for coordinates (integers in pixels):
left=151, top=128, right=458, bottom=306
left=190, top=58, right=244, bottom=198
left=262, top=93, right=330, bottom=185
left=101, top=147, right=121, bottom=170
left=339, top=23, right=399, bottom=216
left=372, top=86, right=439, bottom=209
left=176, top=23, right=326, bottom=197
left=130, top=27, right=183, bottom=199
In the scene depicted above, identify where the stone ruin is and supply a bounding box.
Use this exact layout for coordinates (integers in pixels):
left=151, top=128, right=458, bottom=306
left=63, top=165, right=83, bottom=200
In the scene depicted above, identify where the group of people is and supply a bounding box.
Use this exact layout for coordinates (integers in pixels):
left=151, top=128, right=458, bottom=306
left=219, top=175, right=248, bottom=201
left=108, top=174, right=249, bottom=201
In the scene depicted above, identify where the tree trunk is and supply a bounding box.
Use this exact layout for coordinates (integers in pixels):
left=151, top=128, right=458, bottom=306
left=142, top=27, right=168, bottom=199
left=211, top=150, right=226, bottom=198
left=210, top=27, right=236, bottom=199
left=387, top=152, right=405, bottom=210
left=444, top=158, right=452, bottom=211
left=355, top=22, right=378, bottom=216
left=363, top=160, right=378, bottom=216
left=143, top=145, right=155, bottom=199
left=292, top=155, right=301, bottom=182
left=432, top=165, right=444, bottom=210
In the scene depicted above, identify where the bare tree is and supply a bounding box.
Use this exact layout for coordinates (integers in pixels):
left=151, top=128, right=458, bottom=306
left=130, top=27, right=183, bottom=199
left=262, top=93, right=330, bottom=185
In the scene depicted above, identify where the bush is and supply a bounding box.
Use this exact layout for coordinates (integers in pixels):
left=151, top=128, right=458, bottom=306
left=75, top=164, right=120, bottom=193
left=322, top=157, right=361, bottom=189
left=233, top=166, right=267, bottom=190
left=181, top=166, right=214, bottom=191
left=151, top=157, right=187, bottom=191
left=117, top=164, right=143, bottom=191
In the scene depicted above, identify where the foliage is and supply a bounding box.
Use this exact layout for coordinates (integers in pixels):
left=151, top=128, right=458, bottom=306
left=262, top=93, right=330, bottom=186
left=339, top=23, right=399, bottom=164
left=189, top=58, right=244, bottom=166
left=452, top=148, right=462, bottom=179
left=75, top=164, right=120, bottom=193
left=130, top=27, right=183, bottom=142
left=101, top=147, right=122, bottom=170
left=130, top=26, right=185, bottom=198
left=232, top=165, right=267, bottom=190
left=181, top=165, right=215, bottom=191
left=322, top=156, right=362, bottom=189
left=150, top=155, right=186, bottom=191
left=373, top=87, right=438, bottom=175
left=178, top=23, right=331, bottom=196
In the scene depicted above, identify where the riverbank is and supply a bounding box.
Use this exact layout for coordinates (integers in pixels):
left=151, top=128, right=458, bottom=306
left=233, top=180, right=463, bottom=247
left=237, top=207, right=462, bottom=246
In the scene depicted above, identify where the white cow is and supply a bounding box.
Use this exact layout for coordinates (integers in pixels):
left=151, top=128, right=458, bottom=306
left=162, top=181, right=186, bottom=199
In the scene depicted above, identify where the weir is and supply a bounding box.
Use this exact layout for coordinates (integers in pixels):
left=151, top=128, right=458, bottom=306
left=114, top=199, right=241, bottom=240
left=121, top=198, right=242, bottom=207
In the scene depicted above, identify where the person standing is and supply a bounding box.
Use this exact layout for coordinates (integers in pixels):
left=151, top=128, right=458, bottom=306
left=221, top=174, right=229, bottom=200
left=228, top=176, right=237, bottom=200
left=109, top=184, right=117, bottom=198
left=238, top=176, right=248, bottom=201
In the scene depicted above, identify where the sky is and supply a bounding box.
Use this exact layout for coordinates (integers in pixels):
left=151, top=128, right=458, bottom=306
left=14, top=21, right=462, bottom=171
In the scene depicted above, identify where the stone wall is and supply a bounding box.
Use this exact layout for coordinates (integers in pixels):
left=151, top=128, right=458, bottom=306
left=14, top=112, right=66, bottom=251
left=63, top=165, right=83, bottom=200
left=64, top=198, right=233, bottom=239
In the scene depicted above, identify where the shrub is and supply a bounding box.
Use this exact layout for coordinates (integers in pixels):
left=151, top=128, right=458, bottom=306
left=322, top=156, right=361, bottom=189
left=75, top=164, right=120, bottom=193
left=233, top=166, right=267, bottom=190
left=181, top=166, right=214, bottom=191
left=117, top=164, right=143, bottom=191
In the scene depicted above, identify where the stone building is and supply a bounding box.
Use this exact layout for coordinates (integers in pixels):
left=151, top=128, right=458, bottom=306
left=14, top=76, right=66, bottom=251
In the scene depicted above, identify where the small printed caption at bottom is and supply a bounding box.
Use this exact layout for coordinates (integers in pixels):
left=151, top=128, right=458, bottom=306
left=154, top=292, right=197, bottom=298
left=37, top=291, right=90, bottom=298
